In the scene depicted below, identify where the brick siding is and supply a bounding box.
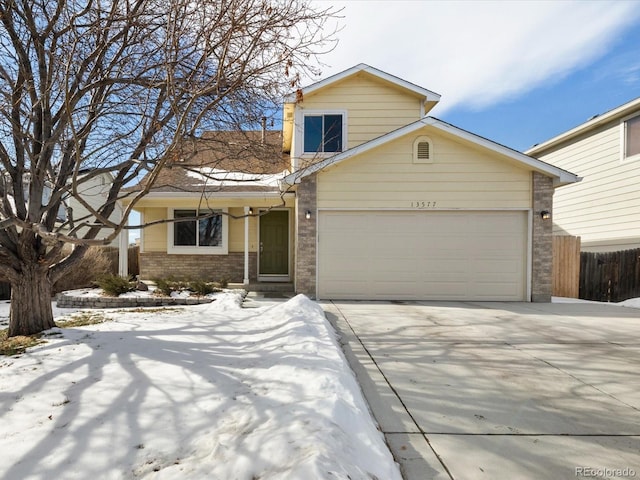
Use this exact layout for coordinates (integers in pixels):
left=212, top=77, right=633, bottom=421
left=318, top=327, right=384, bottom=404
left=295, top=175, right=317, bottom=297
left=139, top=252, right=257, bottom=283
left=531, top=172, right=553, bottom=302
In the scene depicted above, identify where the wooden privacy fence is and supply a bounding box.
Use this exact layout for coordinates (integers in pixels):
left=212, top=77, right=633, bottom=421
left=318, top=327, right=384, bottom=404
left=552, top=236, right=581, bottom=298
left=103, top=245, right=140, bottom=277
left=580, top=248, right=640, bottom=302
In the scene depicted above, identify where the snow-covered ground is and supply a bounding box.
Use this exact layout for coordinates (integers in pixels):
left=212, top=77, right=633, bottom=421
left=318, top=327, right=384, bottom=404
left=0, top=292, right=401, bottom=480
left=552, top=296, right=640, bottom=309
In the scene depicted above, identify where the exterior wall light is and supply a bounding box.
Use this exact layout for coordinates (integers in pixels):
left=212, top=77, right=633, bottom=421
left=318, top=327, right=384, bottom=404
left=540, top=210, right=551, bottom=220
left=248, top=207, right=253, bottom=215
left=305, top=210, right=312, bottom=220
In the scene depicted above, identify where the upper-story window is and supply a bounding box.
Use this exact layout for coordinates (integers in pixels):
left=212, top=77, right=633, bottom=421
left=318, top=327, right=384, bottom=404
left=303, top=114, right=343, bottom=153
left=623, top=114, right=640, bottom=160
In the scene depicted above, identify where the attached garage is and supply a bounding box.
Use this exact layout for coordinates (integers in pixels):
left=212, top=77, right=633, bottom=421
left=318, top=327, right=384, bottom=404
left=318, top=210, right=528, bottom=301
left=288, top=117, right=579, bottom=303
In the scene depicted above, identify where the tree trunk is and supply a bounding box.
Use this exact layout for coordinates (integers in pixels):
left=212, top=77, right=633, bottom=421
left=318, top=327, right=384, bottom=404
left=8, top=264, right=55, bottom=337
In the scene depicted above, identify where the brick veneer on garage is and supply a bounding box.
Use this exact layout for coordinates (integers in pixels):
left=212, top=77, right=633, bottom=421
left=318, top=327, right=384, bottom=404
left=294, top=171, right=554, bottom=302
left=531, top=172, right=553, bottom=302
left=139, top=252, right=257, bottom=283
left=295, top=174, right=317, bottom=297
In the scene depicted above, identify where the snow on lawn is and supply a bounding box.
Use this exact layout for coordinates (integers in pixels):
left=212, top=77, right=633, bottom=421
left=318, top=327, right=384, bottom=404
left=0, top=292, right=401, bottom=480
left=553, top=296, right=640, bottom=309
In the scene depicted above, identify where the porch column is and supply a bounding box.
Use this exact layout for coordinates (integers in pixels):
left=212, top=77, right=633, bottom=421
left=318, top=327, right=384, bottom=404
left=243, top=206, right=250, bottom=286
left=118, top=223, right=128, bottom=278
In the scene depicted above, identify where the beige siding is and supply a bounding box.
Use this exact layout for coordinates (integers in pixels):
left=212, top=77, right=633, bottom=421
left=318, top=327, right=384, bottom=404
left=537, top=120, right=640, bottom=249
left=141, top=207, right=167, bottom=252
left=134, top=197, right=293, bottom=209
left=317, top=128, right=532, bottom=209
left=299, top=72, right=423, bottom=148
left=228, top=207, right=258, bottom=253
left=137, top=197, right=295, bottom=254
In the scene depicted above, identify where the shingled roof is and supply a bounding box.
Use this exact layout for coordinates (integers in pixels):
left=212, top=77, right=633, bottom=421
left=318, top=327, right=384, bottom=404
left=131, top=130, right=288, bottom=194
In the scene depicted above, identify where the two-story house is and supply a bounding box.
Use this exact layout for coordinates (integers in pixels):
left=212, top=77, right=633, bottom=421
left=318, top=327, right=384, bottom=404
left=124, top=64, right=578, bottom=302
left=526, top=97, right=640, bottom=253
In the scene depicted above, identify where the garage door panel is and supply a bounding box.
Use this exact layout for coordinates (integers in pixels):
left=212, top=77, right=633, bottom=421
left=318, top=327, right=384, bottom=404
left=421, top=281, right=470, bottom=299
left=473, top=258, right=522, bottom=274
left=474, top=282, right=523, bottom=300
left=318, top=211, right=527, bottom=301
left=426, top=256, right=469, bottom=270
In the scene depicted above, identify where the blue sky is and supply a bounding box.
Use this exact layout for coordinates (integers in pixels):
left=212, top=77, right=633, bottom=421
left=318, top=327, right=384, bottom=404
left=313, top=0, right=640, bottom=151
left=445, top=23, right=640, bottom=152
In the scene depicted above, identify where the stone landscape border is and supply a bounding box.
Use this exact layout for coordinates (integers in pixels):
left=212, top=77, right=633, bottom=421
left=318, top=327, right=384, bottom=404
left=56, top=292, right=214, bottom=309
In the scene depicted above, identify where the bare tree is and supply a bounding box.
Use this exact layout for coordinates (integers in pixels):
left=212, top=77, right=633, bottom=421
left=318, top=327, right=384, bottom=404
left=0, top=0, right=338, bottom=337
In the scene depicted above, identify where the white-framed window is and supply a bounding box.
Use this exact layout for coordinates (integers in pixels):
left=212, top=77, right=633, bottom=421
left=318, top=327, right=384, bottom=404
left=622, top=113, right=640, bottom=161
left=413, top=135, right=433, bottom=163
left=167, top=208, right=228, bottom=254
left=302, top=111, right=346, bottom=154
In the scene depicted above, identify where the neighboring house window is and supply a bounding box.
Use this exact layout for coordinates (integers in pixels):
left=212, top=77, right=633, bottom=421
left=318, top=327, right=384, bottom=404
left=168, top=208, right=228, bottom=254
left=624, top=114, right=640, bottom=160
left=303, top=114, right=343, bottom=153
left=413, top=136, right=433, bottom=164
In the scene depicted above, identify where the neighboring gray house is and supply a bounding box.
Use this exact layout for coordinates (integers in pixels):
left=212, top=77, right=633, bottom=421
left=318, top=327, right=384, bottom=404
left=526, top=97, right=640, bottom=252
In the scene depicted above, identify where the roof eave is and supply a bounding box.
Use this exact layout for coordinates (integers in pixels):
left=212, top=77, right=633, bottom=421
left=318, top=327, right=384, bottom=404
left=430, top=120, right=580, bottom=187
left=526, top=96, right=640, bottom=155
left=283, top=63, right=441, bottom=104
left=283, top=116, right=580, bottom=187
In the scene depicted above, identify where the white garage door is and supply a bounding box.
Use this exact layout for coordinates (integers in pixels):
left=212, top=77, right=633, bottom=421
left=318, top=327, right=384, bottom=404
left=318, top=211, right=528, bottom=301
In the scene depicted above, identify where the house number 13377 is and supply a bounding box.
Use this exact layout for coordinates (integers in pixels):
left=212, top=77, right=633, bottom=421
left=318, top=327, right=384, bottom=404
left=412, top=201, right=436, bottom=208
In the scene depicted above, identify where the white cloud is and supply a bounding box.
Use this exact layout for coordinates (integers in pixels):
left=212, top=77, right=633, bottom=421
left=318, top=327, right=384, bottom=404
left=311, top=0, right=640, bottom=113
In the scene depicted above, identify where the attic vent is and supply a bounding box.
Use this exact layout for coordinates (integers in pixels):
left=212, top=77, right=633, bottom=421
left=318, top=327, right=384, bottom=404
left=417, top=141, right=430, bottom=160
left=413, top=135, right=433, bottom=164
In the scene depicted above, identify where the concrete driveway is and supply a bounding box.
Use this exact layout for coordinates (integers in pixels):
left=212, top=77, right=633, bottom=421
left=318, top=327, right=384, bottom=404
left=323, top=300, right=640, bottom=480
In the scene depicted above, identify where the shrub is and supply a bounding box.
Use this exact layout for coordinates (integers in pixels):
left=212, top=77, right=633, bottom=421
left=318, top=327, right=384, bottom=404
left=188, top=280, right=219, bottom=296
left=96, top=274, right=134, bottom=296
left=152, top=277, right=222, bottom=297
left=153, top=278, right=175, bottom=296
left=53, top=246, right=112, bottom=294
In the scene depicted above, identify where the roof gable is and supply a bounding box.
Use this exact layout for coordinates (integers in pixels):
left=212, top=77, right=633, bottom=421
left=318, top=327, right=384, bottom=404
left=284, top=64, right=441, bottom=106
left=283, top=117, right=580, bottom=187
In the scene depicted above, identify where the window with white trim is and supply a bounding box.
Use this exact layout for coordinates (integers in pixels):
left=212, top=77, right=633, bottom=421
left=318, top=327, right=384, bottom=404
left=623, top=114, right=640, bottom=160
left=303, top=113, right=344, bottom=153
left=168, top=208, right=228, bottom=254
left=413, top=135, right=433, bottom=163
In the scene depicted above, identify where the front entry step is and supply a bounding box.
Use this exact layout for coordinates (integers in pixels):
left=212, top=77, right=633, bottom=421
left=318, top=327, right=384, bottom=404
left=246, top=290, right=295, bottom=299
left=241, top=282, right=294, bottom=293
left=242, top=289, right=296, bottom=308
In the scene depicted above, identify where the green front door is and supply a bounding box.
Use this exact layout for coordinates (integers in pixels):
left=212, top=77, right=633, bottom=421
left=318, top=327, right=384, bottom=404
left=259, top=210, right=289, bottom=276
